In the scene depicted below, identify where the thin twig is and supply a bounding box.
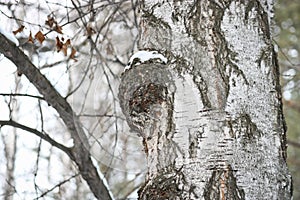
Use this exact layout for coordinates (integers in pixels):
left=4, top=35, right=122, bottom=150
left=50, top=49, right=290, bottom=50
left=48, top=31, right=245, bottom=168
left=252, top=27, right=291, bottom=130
left=0, top=93, right=44, bottom=100
left=34, top=173, right=79, bottom=200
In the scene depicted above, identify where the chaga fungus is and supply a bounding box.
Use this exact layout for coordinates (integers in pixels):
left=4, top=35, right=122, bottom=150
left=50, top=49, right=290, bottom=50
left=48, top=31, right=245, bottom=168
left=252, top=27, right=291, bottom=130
left=118, top=63, right=175, bottom=135
left=129, top=83, right=167, bottom=114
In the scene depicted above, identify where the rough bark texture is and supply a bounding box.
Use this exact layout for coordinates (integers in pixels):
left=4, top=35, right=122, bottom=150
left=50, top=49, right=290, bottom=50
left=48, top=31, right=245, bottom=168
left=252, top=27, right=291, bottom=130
left=0, top=33, right=112, bottom=200
left=119, top=0, right=292, bottom=199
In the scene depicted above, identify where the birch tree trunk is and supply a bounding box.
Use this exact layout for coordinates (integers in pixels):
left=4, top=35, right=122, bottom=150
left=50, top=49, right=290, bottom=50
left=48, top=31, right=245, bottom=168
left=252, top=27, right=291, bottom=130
left=119, top=0, right=292, bottom=199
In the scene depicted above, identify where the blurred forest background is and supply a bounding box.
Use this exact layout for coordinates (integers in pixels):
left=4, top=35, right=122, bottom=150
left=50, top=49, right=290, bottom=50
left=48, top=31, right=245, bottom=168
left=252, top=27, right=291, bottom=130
left=0, top=0, right=299, bottom=199
left=275, top=0, right=300, bottom=198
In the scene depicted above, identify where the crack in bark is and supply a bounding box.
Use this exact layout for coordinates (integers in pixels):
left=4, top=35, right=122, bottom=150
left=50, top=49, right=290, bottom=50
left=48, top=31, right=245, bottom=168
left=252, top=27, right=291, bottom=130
left=204, top=165, right=245, bottom=200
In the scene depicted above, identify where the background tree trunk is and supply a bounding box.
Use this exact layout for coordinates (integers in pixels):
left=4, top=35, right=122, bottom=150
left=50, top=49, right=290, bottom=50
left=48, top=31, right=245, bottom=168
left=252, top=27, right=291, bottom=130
left=119, top=0, right=293, bottom=199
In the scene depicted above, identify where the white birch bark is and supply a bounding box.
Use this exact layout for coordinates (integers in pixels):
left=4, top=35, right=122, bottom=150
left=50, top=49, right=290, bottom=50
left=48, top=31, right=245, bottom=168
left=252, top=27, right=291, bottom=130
left=119, top=0, right=292, bottom=199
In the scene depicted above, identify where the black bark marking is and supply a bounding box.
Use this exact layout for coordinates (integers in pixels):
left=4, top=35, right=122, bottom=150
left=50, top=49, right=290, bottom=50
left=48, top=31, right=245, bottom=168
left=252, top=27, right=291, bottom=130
left=271, top=48, right=288, bottom=161
left=193, top=72, right=212, bottom=109
left=138, top=167, right=187, bottom=200
left=228, top=113, right=261, bottom=145
left=245, top=0, right=271, bottom=41
left=188, top=127, right=205, bottom=158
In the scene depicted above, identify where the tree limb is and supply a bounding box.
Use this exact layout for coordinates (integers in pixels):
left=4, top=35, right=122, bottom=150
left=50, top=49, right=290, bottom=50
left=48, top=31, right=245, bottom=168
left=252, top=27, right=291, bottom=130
left=0, top=33, right=113, bottom=200
left=0, top=120, right=73, bottom=159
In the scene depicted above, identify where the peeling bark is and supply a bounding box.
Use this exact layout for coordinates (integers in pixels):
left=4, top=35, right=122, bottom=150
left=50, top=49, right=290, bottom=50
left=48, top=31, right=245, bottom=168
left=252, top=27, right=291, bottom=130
left=119, top=0, right=292, bottom=199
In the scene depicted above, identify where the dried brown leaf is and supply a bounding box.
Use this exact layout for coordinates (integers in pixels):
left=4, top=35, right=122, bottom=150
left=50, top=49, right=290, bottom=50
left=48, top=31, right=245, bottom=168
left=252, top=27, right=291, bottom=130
left=54, top=25, right=63, bottom=34
left=45, top=16, right=56, bottom=28
left=62, top=39, right=71, bottom=56
left=28, top=31, right=34, bottom=43
left=13, top=25, right=25, bottom=35
left=35, top=31, right=45, bottom=44
left=70, top=47, right=78, bottom=62
left=65, top=39, right=71, bottom=46
left=62, top=44, right=68, bottom=56
left=56, top=36, right=63, bottom=52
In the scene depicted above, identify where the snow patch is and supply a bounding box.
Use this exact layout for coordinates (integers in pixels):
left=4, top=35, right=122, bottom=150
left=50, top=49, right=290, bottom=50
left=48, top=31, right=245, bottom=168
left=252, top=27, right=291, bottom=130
left=124, top=50, right=168, bottom=71
left=0, top=27, right=19, bottom=46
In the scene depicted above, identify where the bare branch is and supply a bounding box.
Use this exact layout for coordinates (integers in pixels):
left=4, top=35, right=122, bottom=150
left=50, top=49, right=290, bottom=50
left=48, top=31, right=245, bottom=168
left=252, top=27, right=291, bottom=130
left=79, top=113, right=115, bottom=118
left=0, top=33, right=113, bottom=200
left=0, top=120, right=73, bottom=159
